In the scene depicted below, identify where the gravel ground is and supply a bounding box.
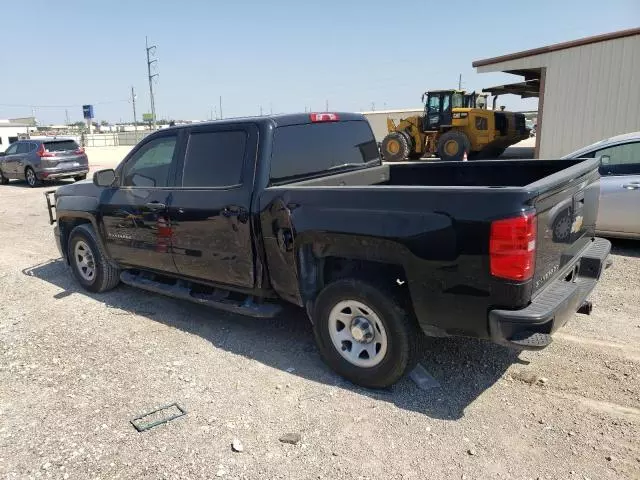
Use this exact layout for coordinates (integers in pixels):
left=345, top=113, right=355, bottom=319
left=0, top=165, right=639, bottom=480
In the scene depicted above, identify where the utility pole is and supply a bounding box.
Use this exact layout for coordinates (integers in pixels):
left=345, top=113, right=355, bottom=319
left=259, top=105, right=263, bottom=116
left=65, top=109, right=70, bottom=126
left=269, top=103, right=273, bottom=115
left=210, top=107, right=213, bottom=120
left=371, top=102, right=375, bottom=111
left=325, top=99, right=329, bottom=112
left=219, top=96, right=223, bottom=119
left=146, top=36, right=158, bottom=129
left=458, top=73, right=462, bottom=90
left=131, top=86, right=138, bottom=132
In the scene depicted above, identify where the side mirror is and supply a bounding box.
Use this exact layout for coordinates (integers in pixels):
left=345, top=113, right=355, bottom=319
left=599, top=155, right=610, bottom=165
left=93, top=169, right=116, bottom=187
left=0, top=152, right=5, bottom=157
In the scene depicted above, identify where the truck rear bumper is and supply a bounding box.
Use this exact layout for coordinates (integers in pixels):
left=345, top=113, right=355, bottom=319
left=488, top=237, right=611, bottom=349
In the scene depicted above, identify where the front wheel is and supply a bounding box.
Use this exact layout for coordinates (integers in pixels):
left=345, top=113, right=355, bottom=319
left=313, top=279, right=418, bottom=388
left=0, top=168, right=8, bottom=185
left=68, top=224, right=120, bottom=293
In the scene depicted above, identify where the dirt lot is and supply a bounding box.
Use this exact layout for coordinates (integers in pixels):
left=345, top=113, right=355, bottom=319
left=0, top=160, right=639, bottom=480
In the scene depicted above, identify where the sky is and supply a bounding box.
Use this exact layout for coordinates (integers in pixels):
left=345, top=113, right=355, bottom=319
left=1, top=0, right=638, bottom=125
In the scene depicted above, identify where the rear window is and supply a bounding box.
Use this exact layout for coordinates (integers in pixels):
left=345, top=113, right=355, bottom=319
left=43, top=140, right=79, bottom=152
left=270, top=121, right=380, bottom=183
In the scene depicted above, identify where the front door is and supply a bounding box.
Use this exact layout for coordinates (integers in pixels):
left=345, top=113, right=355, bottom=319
left=168, top=123, right=258, bottom=288
left=1, top=143, right=19, bottom=176
left=99, top=132, right=182, bottom=273
left=594, top=141, right=640, bottom=235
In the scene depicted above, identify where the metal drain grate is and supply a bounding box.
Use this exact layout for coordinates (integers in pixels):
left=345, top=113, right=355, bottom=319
left=131, top=403, right=187, bottom=432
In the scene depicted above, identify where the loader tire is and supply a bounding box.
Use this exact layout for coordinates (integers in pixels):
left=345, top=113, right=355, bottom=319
left=381, top=132, right=411, bottom=162
left=437, top=130, right=471, bottom=161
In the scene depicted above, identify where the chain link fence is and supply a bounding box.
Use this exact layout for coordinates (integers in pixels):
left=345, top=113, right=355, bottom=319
left=81, top=131, right=150, bottom=147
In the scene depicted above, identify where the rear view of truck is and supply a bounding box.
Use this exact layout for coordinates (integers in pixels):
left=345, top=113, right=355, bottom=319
left=260, top=114, right=610, bottom=387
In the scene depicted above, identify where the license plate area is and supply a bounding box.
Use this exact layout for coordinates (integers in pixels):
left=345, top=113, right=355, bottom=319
left=58, top=161, right=80, bottom=168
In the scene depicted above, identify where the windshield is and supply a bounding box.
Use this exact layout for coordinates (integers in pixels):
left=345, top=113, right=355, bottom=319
left=43, top=140, right=79, bottom=152
left=427, top=95, right=441, bottom=114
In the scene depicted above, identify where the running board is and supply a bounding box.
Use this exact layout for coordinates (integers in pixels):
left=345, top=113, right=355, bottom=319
left=120, top=271, right=282, bottom=318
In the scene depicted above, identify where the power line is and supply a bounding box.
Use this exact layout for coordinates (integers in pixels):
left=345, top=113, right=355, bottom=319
left=0, top=100, right=128, bottom=108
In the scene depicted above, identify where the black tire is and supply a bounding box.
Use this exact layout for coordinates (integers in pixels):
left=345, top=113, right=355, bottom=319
left=313, top=279, right=419, bottom=388
left=74, top=174, right=87, bottom=182
left=0, top=168, right=8, bottom=185
left=381, top=132, right=411, bottom=162
left=25, top=167, right=42, bottom=187
left=437, top=130, right=471, bottom=161
left=68, top=224, right=120, bottom=293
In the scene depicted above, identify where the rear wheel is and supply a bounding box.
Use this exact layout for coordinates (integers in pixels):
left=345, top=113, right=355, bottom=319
left=437, top=130, right=470, bottom=161
left=313, top=279, right=419, bottom=388
left=25, top=167, right=42, bottom=187
left=68, top=224, right=120, bottom=293
left=74, top=174, right=87, bottom=182
left=381, top=132, right=411, bottom=162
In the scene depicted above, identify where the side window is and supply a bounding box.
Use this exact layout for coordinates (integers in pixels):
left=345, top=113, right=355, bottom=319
left=182, top=130, right=246, bottom=188
left=4, top=144, right=18, bottom=155
left=122, top=136, right=177, bottom=187
left=596, top=142, right=640, bottom=176
left=442, top=95, right=450, bottom=112
left=28, top=142, right=38, bottom=153
left=17, top=143, right=30, bottom=154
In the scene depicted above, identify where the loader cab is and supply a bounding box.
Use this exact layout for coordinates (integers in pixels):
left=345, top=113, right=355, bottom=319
left=422, top=90, right=464, bottom=130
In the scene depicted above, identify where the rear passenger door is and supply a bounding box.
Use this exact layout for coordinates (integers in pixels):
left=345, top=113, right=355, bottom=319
left=168, top=123, right=258, bottom=288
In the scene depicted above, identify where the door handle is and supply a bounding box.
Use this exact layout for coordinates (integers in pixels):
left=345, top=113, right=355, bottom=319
left=622, top=184, right=640, bottom=190
left=145, top=202, right=166, bottom=210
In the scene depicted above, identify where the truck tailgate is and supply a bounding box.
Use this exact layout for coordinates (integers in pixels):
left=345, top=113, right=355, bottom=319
left=529, top=159, right=601, bottom=294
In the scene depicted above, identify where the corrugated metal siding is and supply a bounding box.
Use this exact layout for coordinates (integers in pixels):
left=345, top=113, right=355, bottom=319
left=477, top=34, right=640, bottom=157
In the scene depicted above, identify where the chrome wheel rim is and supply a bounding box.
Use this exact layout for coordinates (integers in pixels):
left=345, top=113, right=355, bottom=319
left=26, top=169, right=36, bottom=185
left=74, top=240, right=96, bottom=282
left=328, top=300, right=388, bottom=368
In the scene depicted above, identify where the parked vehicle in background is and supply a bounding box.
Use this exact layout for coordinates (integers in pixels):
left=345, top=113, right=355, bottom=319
left=46, top=113, right=610, bottom=388
left=0, top=138, right=89, bottom=187
left=563, top=132, right=640, bottom=239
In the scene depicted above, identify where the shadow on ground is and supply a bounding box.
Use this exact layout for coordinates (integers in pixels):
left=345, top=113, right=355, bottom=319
left=23, top=258, right=522, bottom=421
left=2, top=179, right=74, bottom=189
left=610, top=238, right=640, bottom=258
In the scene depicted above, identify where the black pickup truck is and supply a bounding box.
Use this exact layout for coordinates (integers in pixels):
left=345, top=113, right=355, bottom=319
left=46, top=113, right=611, bottom=388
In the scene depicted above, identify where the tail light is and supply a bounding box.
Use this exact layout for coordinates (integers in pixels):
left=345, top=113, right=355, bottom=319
left=310, top=113, right=339, bottom=122
left=490, top=212, right=537, bottom=281
left=74, top=147, right=85, bottom=154
left=36, top=144, right=54, bottom=158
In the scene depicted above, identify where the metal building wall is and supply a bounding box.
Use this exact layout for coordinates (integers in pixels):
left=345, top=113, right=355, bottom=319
left=477, top=33, right=640, bottom=157
left=361, top=110, right=423, bottom=142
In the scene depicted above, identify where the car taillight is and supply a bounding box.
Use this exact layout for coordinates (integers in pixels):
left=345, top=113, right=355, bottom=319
left=490, top=212, right=537, bottom=281
left=36, top=144, right=54, bottom=158
left=310, top=113, right=339, bottom=122
left=74, top=147, right=85, bottom=154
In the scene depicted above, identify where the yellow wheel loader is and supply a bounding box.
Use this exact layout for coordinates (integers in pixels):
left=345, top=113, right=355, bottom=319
left=381, top=90, right=530, bottom=162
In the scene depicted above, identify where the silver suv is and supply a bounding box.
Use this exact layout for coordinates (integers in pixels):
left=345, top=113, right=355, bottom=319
left=0, top=138, right=89, bottom=187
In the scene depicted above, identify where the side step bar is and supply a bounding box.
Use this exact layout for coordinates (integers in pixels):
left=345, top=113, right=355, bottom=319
left=120, top=271, right=282, bottom=318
